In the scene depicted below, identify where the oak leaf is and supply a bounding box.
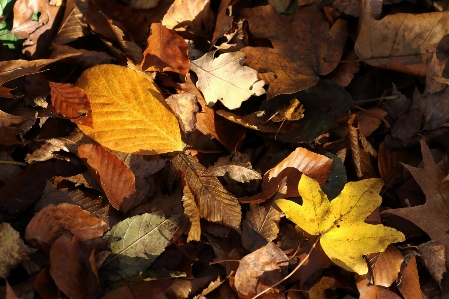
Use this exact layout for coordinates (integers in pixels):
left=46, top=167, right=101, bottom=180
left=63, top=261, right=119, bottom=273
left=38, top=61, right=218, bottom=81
left=75, top=64, right=183, bottom=154
left=241, top=4, right=347, bottom=98
left=190, top=51, right=266, bottom=110
left=384, top=139, right=449, bottom=262
left=276, top=175, right=405, bottom=274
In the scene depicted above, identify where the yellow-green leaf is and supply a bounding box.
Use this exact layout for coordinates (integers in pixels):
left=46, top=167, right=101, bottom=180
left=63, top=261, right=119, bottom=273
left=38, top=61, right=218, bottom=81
left=275, top=175, right=405, bottom=275
left=75, top=65, right=183, bottom=154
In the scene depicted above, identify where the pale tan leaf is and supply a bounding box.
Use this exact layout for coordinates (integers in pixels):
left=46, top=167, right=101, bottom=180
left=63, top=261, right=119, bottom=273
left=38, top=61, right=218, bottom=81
left=165, top=92, right=198, bottom=133
left=182, top=183, right=201, bottom=242
left=172, top=154, right=241, bottom=229
left=190, top=51, right=266, bottom=110
left=75, top=64, right=183, bottom=154
left=204, top=152, right=262, bottom=183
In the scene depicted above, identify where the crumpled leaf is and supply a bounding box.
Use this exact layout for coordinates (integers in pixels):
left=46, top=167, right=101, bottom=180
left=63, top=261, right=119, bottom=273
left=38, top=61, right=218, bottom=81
left=241, top=4, right=347, bottom=98
left=0, top=110, right=36, bottom=145
left=0, top=223, right=36, bottom=278
left=172, top=154, right=241, bottom=229
left=49, top=234, right=102, bottom=299
left=75, top=64, right=183, bottom=154
left=384, top=139, right=449, bottom=262
left=203, top=151, right=261, bottom=183
left=78, top=143, right=136, bottom=213
left=276, top=175, right=405, bottom=274
left=234, top=242, right=288, bottom=298
left=101, top=211, right=179, bottom=280
left=190, top=51, right=266, bottom=110
left=25, top=203, right=109, bottom=252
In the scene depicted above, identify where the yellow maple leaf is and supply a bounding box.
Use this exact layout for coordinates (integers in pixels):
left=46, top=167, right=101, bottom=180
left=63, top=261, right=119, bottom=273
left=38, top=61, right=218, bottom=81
left=275, top=175, right=405, bottom=274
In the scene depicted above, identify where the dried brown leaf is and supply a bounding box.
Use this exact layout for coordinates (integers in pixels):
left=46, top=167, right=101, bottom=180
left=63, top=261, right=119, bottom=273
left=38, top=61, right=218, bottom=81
left=367, top=245, right=403, bottom=287
left=397, top=255, right=422, bottom=299
left=242, top=204, right=280, bottom=251
left=25, top=203, right=108, bottom=252
left=78, top=143, right=136, bottom=212
left=0, top=110, right=36, bottom=145
left=165, top=92, right=198, bottom=133
left=182, top=183, right=201, bottom=242
left=172, top=153, right=241, bottom=229
left=52, top=0, right=89, bottom=44
left=204, top=152, right=261, bottom=183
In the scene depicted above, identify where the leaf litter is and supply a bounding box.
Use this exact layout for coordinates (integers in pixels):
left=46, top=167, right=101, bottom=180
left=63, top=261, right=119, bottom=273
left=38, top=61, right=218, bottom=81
left=1, top=0, right=449, bottom=298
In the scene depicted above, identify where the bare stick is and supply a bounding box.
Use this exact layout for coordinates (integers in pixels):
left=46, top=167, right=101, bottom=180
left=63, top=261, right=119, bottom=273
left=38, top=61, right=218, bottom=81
left=251, top=237, right=320, bottom=299
left=0, top=160, right=27, bottom=166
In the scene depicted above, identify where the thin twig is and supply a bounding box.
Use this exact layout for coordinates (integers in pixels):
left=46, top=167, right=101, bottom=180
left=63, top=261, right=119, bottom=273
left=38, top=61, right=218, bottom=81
left=251, top=237, right=320, bottom=299
left=0, top=160, right=28, bottom=166
left=353, top=95, right=399, bottom=104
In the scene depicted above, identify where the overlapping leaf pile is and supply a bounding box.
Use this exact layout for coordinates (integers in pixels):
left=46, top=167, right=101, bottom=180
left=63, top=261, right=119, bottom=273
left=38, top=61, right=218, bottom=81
left=1, top=0, right=449, bottom=298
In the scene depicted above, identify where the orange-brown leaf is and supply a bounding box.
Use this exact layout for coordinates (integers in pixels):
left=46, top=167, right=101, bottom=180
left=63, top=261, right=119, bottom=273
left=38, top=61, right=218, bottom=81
left=142, top=23, right=190, bottom=75
left=78, top=143, right=136, bottom=212
left=49, top=81, right=93, bottom=128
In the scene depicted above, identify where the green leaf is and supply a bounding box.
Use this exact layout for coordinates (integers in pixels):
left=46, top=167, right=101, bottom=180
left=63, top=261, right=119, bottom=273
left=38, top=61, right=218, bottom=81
left=100, top=211, right=179, bottom=280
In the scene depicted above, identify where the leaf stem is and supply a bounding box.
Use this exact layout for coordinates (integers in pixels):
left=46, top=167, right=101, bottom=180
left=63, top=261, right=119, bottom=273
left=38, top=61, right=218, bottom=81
left=0, top=160, right=28, bottom=166
left=251, top=237, right=320, bottom=299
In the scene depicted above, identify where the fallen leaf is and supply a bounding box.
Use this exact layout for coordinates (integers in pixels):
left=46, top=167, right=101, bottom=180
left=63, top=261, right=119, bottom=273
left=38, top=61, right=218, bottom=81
left=193, top=276, right=224, bottom=299
left=190, top=51, right=266, bottom=110
left=165, top=92, right=198, bottom=133
left=182, top=182, right=201, bottom=242
left=100, top=211, right=179, bottom=280
left=101, top=280, right=174, bottom=299
left=141, top=23, right=190, bottom=75
left=0, top=110, right=36, bottom=145
left=397, top=255, right=422, bottom=299
left=49, top=234, right=102, bottom=299
left=172, top=153, right=241, bottom=229
left=234, top=242, right=288, bottom=298
left=356, top=274, right=402, bottom=299
left=384, top=139, right=449, bottom=262
left=107, top=19, right=144, bottom=64
left=75, top=64, right=184, bottom=154
left=241, top=4, right=347, bottom=98
left=25, top=203, right=109, bottom=252
left=367, top=245, right=403, bottom=287
left=308, top=276, right=336, bottom=299
left=417, top=240, right=446, bottom=285
left=49, top=81, right=93, bottom=128
left=11, top=0, right=49, bottom=40
left=52, top=0, right=90, bottom=44
left=276, top=175, right=405, bottom=274
left=78, top=143, right=136, bottom=212
left=0, top=223, right=36, bottom=278
left=242, top=204, right=280, bottom=251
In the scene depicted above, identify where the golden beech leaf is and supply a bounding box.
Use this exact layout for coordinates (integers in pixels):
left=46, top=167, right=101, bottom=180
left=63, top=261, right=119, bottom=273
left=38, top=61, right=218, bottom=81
left=275, top=175, right=405, bottom=275
left=75, top=64, right=183, bottom=154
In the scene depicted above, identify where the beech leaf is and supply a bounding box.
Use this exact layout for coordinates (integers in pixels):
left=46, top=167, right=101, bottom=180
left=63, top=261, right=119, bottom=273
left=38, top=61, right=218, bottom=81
left=75, top=64, right=183, bottom=154
left=275, top=175, right=405, bottom=274
left=172, top=154, right=241, bottom=229
left=242, top=204, right=280, bottom=251
left=78, top=143, right=136, bottom=213
left=101, top=211, right=179, bottom=280
left=190, top=51, right=266, bottom=110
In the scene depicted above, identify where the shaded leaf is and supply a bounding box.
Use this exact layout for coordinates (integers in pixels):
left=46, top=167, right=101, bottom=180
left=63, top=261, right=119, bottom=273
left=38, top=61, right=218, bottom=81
left=0, top=110, right=36, bottom=145
left=49, top=234, right=102, bottom=299
left=241, top=5, right=347, bottom=98
left=101, top=211, right=179, bottom=280
left=418, top=240, right=446, bottom=284
left=75, top=64, right=183, bottom=154
left=25, top=203, right=108, bottom=252
left=49, top=81, right=93, bottom=128
left=79, top=143, right=136, bottom=212
left=356, top=274, right=402, bottom=299
left=142, top=23, right=190, bottom=75
left=101, top=280, right=174, bottom=299
left=52, top=0, right=90, bottom=44
left=242, top=204, right=280, bottom=251
left=276, top=175, right=405, bottom=274
left=0, top=223, right=36, bottom=278
left=204, top=151, right=261, bottom=183
left=308, top=276, right=336, bottom=299
left=172, top=153, right=241, bottom=229
left=234, top=242, right=288, bottom=298
left=190, top=51, right=266, bottom=110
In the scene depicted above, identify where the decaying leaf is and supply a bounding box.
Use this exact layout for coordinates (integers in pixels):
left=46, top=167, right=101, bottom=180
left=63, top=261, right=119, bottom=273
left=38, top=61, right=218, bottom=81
left=101, top=211, right=179, bottom=280
left=25, top=203, right=108, bottom=252
left=190, top=51, right=266, bottom=110
left=75, top=64, right=184, bottom=154
left=203, top=151, right=261, bottom=183
left=0, top=223, right=36, bottom=278
left=241, top=5, right=347, bottom=98
left=242, top=204, right=280, bottom=251
left=78, top=143, right=136, bottom=212
left=276, top=175, right=405, bottom=274
left=165, top=92, right=199, bottom=133
left=172, top=154, right=241, bottom=229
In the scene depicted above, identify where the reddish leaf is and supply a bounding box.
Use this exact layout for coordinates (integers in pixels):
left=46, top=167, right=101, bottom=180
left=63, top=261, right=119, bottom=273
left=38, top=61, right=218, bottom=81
left=142, top=23, right=190, bottom=75
left=25, top=203, right=108, bottom=252
left=49, top=234, right=102, bottom=299
left=397, top=255, right=422, bottom=299
left=49, top=81, right=93, bottom=128
left=78, top=143, right=136, bottom=212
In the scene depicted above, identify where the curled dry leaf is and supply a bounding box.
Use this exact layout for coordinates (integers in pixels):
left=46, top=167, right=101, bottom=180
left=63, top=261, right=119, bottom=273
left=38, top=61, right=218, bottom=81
left=0, top=223, right=36, bottom=278
left=101, top=211, right=179, bottom=280
left=0, top=110, right=36, bottom=145
left=182, top=183, right=201, bottom=242
left=78, top=143, right=136, bottom=213
left=165, top=92, right=199, bottom=133
left=234, top=242, right=288, bottom=298
left=172, top=154, right=241, bottom=229
left=241, top=4, right=347, bottom=98
left=25, top=203, right=108, bottom=253
left=204, top=151, right=262, bottom=183
left=49, top=81, right=93, bottom=128
left=190, top=51, right=266, bottom=110
left=142, top=23, right=190, bottom=75
left=49, top=234, right=102, bottom=299
left=75, top=64, right=183, bottom=154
